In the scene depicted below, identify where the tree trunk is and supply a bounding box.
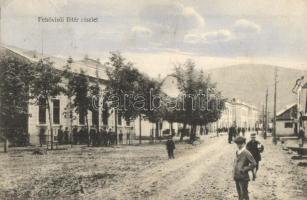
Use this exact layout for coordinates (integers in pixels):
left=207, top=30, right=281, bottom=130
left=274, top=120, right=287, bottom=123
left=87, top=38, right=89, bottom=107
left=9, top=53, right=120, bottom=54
left=86, top=114, right=90, bottom=147
left=3, top=128, right=8, bottom=153
left=190, top=124, right=197, bottom=143
left=47, top=99, right=54, bottom=150
left=4, top=138, right=8, bottom=153
left=180, top=123, right=187, bottom=142
left=115, top=109, right=118, bottom=145
left=139, top=114, right=142, bottom=144
left=69, top=98, right=73, bottom=148
left=155, top=121, right=159, bottom=143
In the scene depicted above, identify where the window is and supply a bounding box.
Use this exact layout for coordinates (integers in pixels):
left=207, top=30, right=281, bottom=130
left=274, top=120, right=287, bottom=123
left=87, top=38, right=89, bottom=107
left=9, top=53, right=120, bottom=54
left=53, top=99, right=60, bottom=124
left=285, top=122, right=293, bottom=128
left=38, top=98, right=46, bottom=124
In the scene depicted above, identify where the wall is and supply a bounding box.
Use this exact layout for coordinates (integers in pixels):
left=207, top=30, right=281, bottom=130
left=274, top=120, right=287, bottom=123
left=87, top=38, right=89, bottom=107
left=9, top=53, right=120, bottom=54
left=276, top=120, right=295, bottom=136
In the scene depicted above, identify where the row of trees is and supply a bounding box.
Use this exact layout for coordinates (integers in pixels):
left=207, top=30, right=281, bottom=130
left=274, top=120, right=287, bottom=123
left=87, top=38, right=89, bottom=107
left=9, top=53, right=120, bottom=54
left=0, top=51, right=225, bottom=151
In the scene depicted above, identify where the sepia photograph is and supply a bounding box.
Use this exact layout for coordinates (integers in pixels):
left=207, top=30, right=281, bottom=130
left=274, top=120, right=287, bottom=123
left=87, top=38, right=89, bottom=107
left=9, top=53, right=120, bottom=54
left=0, top=0, right=306, bottom=199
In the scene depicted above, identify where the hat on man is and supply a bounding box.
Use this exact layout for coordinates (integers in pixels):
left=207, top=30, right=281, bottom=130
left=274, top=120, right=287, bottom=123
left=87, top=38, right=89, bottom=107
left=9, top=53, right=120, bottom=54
left=251, top=133, right=256, bottom=138
left=234, top=136, right=246, bottom=144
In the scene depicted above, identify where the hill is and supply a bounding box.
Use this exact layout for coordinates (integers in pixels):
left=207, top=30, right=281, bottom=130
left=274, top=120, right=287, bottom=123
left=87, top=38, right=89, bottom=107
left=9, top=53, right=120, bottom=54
left=206, top=64, right=307, bottom=113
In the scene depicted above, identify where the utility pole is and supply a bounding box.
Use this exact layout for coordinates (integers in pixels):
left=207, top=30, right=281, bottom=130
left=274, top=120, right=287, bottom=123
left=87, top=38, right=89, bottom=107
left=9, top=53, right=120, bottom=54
left=264, top=89, right=268, bottom=139
left=262, top=104, right=265, bottom=134
left=273, top=68, right=278, bottom=144
left=292, top=76, right=305, bottom=135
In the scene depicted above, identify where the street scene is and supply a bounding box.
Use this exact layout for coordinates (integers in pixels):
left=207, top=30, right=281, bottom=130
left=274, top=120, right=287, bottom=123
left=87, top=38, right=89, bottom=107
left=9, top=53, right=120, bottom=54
left=0, top=133, right=306, bottom=199
left=1, top=0, right=307, bottom=200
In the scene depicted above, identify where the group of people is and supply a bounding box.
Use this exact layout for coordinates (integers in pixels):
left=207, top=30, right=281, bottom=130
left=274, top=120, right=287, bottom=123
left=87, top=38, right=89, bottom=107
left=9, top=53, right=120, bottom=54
left=54, top=126, right=130, bottom=146
left=228, top=126, right=250, bottom=143
left=233, top=133, right=264, bottom=200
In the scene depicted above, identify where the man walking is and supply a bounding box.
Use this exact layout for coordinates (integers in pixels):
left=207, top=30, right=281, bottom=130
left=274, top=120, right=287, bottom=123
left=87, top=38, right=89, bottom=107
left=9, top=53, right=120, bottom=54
left=228, top=125, right=237, bottom=144
left=233, top=136, right=257, bottom=200
left=166, top=136, right=176, bottom=159
left=298, top=127, right=305, bottom=148
left=246, top=133, right=264, bottom=180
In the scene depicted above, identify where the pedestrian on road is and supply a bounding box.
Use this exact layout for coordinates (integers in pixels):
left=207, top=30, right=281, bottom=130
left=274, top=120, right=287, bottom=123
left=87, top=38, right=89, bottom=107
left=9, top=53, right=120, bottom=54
left=242, top=128, right=246, bottom=137
left=233, top=136, right=257, bottom=200
left=298, top=127, right=305, bottom=148
left=89, top=127, right=96, bottom=146
left=72, top=126, right=78, bottom=145
left=228, top=125, right=237, bottom=144
left=119, top=130, right=123, bottom=144
left=63, top=127, right=69, bottom=144
left=246, top=133, right=264, bottom=181
left=166, top=136, right=175, bottom=159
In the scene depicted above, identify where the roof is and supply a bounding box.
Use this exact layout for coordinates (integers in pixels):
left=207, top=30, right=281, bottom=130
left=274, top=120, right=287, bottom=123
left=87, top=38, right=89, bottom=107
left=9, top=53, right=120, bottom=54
left=276, top=103, right=297, bottom=121
left=1, top=45, right=108, bottom=80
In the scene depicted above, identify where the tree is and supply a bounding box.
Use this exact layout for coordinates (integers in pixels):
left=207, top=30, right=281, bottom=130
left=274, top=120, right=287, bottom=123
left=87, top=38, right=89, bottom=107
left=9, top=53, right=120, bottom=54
left=62, top=57, right=77, bottom=144
left=66, top=69, right=91, bottom=146
left=172, top=60, right=226, bottom=142
left=104, top=52, right=144, bottom=143
left=31, top=58, right=65, bottom=150
left=0, top=55, right=35, bottom=152
left=139, top=76, right=164, bottom=141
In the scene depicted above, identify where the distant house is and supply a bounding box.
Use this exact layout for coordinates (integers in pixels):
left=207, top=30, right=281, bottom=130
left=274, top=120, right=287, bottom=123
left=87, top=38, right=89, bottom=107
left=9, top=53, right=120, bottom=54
left=276, top=104, right=297, bottom=137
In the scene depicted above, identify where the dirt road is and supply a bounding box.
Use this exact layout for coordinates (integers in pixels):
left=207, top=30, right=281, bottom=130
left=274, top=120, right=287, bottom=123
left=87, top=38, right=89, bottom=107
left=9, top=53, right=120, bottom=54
left=0, top=133, right=306, bottom=200
left=88, top=134, right=307, bottom=200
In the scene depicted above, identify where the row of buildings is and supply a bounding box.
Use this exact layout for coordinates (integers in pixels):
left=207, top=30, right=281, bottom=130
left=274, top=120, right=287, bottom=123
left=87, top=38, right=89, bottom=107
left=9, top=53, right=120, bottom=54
left=1, top=45, right=260, bottom=145
left=208, top=99, right=259, bottom=132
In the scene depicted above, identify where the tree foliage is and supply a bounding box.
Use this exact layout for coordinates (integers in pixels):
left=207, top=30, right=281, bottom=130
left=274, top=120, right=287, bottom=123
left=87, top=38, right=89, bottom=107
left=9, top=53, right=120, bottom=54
left=172, top=59, right=226, bottom=141
left=30, top=58, right=65, bottom=149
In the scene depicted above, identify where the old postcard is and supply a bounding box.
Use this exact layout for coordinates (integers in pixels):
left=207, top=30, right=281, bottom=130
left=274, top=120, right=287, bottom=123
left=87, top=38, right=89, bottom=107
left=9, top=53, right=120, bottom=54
left=0, top=0, right=306, bottom=199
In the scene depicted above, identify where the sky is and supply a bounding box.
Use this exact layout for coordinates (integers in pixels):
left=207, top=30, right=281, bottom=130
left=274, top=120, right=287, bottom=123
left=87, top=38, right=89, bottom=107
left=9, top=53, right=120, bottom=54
left=2, top=0, right=307, bottom=77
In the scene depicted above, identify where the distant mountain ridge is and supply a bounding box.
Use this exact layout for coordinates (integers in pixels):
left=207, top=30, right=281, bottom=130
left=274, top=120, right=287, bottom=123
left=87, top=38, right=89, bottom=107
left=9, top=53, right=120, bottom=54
left=206, top=64, right=307, bottom=112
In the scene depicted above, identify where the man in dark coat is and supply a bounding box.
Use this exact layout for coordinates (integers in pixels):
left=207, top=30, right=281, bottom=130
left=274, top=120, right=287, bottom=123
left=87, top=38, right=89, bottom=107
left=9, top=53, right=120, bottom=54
left=89, top=127, right=96, bottom=146
left=228, top=125, right=237, bottom=144
left=246, top=133, right=264, bottom=181
left=166, top=136, right=176, bottom=159
left=63, top=127, right=69, bottom=144
left=57, top=126, right=64, bottom=145
left=298, top=127, right=305, bottom=148
left=72, top=126, right=78, bottom=145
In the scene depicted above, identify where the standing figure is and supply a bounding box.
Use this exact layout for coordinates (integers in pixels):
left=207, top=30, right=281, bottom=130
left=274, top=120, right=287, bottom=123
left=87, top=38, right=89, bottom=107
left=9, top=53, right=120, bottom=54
left=107, top=128, right=112, bottom=146
left=233, top=136, right=257, bottom=200
left=72, top=126, right=78, bottom=145
left=237, top=127, right=241, bottom=136
left=63, top=127, right=69, bottom=144
left=89, top=127, right=96, bottom=146
left=298, top=127, right=305, bottom=148
left=57, top=126, right=64, bottom=145
left=39, top=128, right=46, bottom=147
left=102, top=127, right=107, bottom=146
left=119, top=130, right=123, bottom=144
left=166, top=136, right=176, bottom=159
left=242, top=128, right=246, bottom=137
left=228, top=125, right=237, bottom=144
left=127, top=132, right=131, bottom=145
left=246, top=133, right=264, bottom=180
